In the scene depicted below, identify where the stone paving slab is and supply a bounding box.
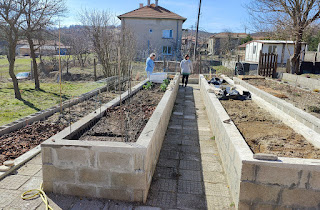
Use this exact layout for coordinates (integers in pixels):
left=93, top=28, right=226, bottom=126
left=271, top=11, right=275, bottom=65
left=17, top=164, right=42, bottom=176
left=0, top=175, right=30, bottom=190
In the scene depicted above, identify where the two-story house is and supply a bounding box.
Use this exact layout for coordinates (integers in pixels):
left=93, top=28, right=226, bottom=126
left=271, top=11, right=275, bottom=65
left=118, top=0, right=186, bottom=60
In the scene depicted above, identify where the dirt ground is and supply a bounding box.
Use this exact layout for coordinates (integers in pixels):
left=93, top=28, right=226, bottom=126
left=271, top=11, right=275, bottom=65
left=247, top=79, right=320, bottom=119
left=80, top=85, right=164, bottom=142
left=0, top=90, right=120, bottom=166
left=220, top=99, right=320, bottom=159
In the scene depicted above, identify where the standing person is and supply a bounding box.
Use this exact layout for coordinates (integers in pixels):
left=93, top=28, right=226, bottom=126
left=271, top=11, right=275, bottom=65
left=145, top=53, right=156, bottom=79
left=180, top=54, right=193, bottom=87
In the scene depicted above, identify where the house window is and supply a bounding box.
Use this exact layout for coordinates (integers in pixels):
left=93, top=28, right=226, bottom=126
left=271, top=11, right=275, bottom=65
left=162, top=30, right=173, bottom=38
left=253, top=46, right=256, bottom=54
left=163, top=46, right=172, bottom=55
left=268, top=45, right=277, bottom=53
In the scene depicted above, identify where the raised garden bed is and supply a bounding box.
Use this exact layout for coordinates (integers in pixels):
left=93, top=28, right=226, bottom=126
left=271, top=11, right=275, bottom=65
left=41, top=75, right=179, bottom=202
left=246, top=78, right=320, bottom=119
left=79, top=85, right=164, bottom=142
left=234, top=77, right=320, bottom=135
left=200, top=75, right=320, bottom=209
left=220, top=99, right=320, bottom=159
left=0, top=91, right=118, bottom=166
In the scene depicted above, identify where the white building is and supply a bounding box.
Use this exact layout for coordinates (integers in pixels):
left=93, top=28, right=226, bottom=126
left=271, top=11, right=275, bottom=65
left=245, top=40, right=307, bottom=65
left=118, top=0, right=186, bottom=60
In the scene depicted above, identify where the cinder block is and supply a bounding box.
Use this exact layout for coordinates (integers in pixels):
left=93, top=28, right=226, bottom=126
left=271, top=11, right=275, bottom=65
left=42, top=181, right=53, bottom=192
left=42, top=165, right=76, bottom=183
left=78, top=168, right=110, bottom=185
left=98, top=188, right=133, bottom=201
left=281, top=188, right=320, bottom=207
left=309, top=171, right=320, bottom=190
left=54, top=183, right=97, bottom=198
left=134, top=154, right=145, bottom=171
left=255, top=166, right=300, bottom=187
left=239, top=182, right=281, bottom=204
left=110, top=172, right=147, bottom=189
left=98, top=152, right=133, bottom=172
left=55, top=147, right=90, bottom=167
left=42, top=147, right=53, bottom=164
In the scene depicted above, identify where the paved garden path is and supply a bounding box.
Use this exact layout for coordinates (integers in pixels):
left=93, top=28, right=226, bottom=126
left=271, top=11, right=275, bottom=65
left=0, top=84, right=233, bottom=210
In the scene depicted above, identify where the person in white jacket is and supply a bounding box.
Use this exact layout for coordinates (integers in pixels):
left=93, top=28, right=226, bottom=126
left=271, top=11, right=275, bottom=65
left=180, top=54, right=193, bottom=87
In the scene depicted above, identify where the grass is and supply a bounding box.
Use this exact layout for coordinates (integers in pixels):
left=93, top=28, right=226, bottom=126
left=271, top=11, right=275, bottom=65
left=211, top=65, right=234, bottom=77
left=0, top=81, right=105, bottom=126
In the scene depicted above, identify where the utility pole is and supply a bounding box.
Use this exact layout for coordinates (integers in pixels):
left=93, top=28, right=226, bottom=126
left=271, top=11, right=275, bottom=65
left=194, top=0, right=201, bottom=61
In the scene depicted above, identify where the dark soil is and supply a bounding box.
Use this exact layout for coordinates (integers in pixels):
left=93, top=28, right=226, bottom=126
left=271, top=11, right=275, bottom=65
left=79, top=85, right=164, bottom=142
left=221, top=99, right=320, bottom=159
left=0, top=122, right=66, bottom=165
left=0, top=91, right=119, bottom=166
left=247, top=79, right=320, bottom=119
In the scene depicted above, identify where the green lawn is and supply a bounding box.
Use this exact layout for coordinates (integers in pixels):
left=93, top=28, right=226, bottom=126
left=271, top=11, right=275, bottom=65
left=0, top=56, right=34, bottom=79
left=0, top=81, right=105, bottom=126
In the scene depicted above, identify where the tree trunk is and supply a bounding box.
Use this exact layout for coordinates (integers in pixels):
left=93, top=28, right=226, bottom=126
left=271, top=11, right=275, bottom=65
left=291, top=31, right=303, bottom=74
left=8, top=42, right=22, bottom=100
left=27, top=37, right=40, bottom=90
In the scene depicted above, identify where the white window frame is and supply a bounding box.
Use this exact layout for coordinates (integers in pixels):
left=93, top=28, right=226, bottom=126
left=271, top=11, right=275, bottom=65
left=162, top=29, right=173, bottom=39
left=163, top=46, right=172, bottom=55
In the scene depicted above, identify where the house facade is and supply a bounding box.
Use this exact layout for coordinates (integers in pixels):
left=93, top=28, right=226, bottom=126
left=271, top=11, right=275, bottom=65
left=245, top=40, right=307, bottom=65
left=118, top=0, right=186, bottom=60
left=208, top=33, right=247, bottom=55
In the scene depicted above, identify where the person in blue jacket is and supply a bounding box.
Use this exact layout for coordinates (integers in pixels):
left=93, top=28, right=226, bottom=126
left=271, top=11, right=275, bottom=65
left=146, top=53, right=156, bottom=79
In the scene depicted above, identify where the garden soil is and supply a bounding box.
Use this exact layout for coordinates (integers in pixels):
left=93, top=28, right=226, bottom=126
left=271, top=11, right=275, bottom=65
left=220, top=99, right=320, bottom=159
left=80, top=85, right=164, bottom=142
left=247, top=79, right=320, bottom=119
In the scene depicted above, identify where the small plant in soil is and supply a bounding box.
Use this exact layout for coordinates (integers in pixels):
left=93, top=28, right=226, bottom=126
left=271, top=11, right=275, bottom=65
left=160, top=83, right=167, bottom=92
left=143, top=81, right=153, bottom=90
left=163, top=79, right=170, bottom=86
left=293, top=92, right=301, bottom=97
left=308, top=106, right=320, bottom=113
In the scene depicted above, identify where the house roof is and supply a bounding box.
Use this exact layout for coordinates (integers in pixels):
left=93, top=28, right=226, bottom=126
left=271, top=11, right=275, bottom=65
left=210, top=33, right=248, bottom=39
left=243, top=40, right=307, bottom=46
left=118, top=4, right=187, bottom=22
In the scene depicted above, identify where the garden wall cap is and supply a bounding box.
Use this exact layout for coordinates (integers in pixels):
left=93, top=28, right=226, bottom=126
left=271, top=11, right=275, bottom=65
left=253, top=153, right=278, bottom=161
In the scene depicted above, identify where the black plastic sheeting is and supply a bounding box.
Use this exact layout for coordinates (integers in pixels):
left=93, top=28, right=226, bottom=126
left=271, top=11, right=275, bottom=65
left=208, top=77, right=227, bottom=85
left=207, top=77, right=252, bottom=101
left=218, top=88, right=252, bottom=101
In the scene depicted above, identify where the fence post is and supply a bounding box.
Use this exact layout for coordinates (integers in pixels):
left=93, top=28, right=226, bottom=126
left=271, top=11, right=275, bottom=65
left=94, top=58, right=97, bottom=81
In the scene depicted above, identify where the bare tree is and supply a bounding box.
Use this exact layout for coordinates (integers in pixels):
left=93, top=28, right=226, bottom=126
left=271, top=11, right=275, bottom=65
left=21, top=0, right=66, bottom=90
left=0, top=0, right=27, bottom=99
left=246, top=0, right=320, bottom=74
left=80, top=10, right=136, bottom=78
left=80, top=10, right=117, bottom=77
left=61, top=26, right=90, bottom=68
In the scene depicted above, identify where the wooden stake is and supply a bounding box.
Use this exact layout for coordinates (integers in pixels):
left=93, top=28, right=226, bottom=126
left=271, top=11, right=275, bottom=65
left=118, top=47, right=124, bottom=141
left=59, top=21, right=62, bottom=114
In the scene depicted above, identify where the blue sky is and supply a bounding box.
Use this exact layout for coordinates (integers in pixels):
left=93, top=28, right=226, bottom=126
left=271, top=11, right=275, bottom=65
left=63, top=0, right=251, bottom=33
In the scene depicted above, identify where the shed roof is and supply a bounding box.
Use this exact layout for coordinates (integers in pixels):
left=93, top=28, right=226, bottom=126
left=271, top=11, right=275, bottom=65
left=118, top=4, right=186, bottom=22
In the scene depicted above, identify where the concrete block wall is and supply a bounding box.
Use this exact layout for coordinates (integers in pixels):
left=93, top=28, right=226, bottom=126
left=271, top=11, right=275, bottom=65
left=282, top=73, right=320, bottom=90
left=42, top=75, right=180, bottom=202
left=199, top=75, right=251, bottom=207
left=200, top=75, right=320, bottom=209
left=239, top=160, right=320, bottom=209
left=233, top=77, right=320, bottom=135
